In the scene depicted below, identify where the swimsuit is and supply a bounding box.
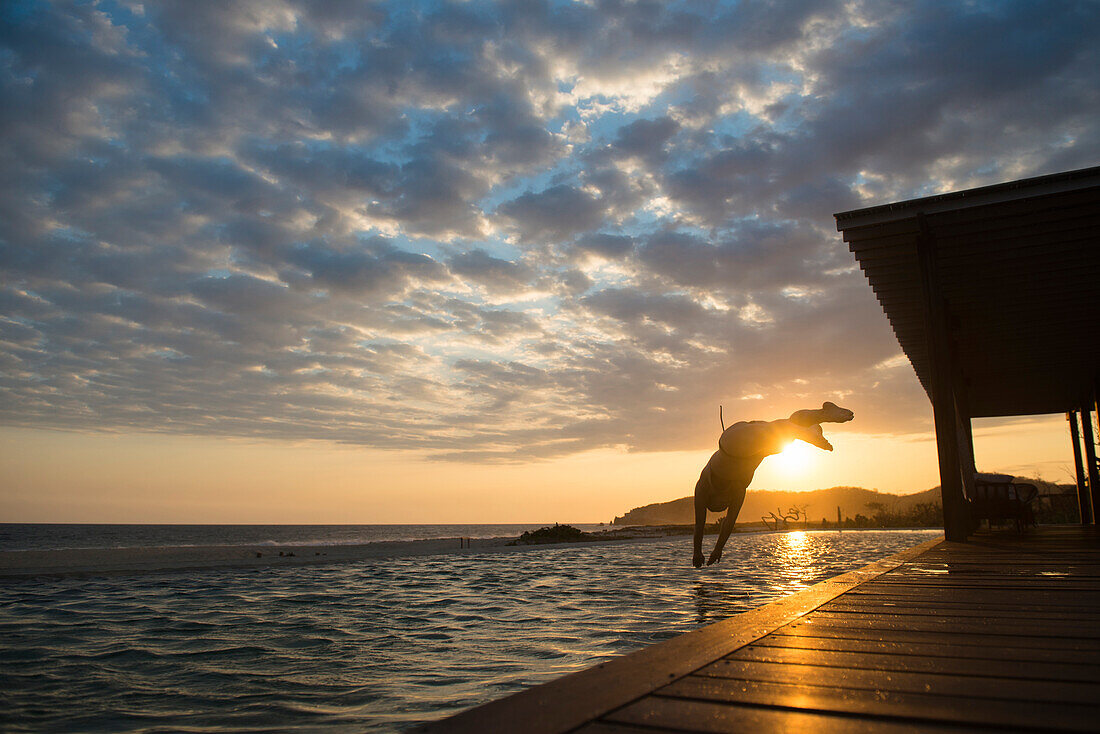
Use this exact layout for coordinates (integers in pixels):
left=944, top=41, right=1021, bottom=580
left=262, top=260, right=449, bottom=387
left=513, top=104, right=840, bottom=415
left=697, top=461, right=748, bottom=513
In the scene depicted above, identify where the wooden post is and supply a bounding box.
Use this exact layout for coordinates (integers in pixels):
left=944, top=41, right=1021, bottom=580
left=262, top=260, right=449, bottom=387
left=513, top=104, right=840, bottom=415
left=1082, top=403, right=1100, bottom=525
left=916, top=214, right=970, bottom=542
left=954, top=376, right=977, bottom=504
left=1068, top=411, right=1091, bottom=524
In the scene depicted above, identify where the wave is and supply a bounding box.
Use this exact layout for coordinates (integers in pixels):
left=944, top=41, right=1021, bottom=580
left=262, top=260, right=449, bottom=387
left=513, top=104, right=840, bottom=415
left=3, top=530, right=941, bottom=732
left=1, top=523, right=610, bottom=552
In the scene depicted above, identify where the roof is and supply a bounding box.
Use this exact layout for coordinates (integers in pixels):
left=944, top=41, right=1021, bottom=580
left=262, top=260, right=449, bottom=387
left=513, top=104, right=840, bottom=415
left=835, top=165, right=1100, bottom=418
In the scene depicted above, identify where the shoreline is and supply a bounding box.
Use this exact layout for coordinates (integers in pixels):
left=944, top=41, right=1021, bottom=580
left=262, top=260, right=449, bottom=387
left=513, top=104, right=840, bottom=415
left=0, top=525, right=939, bottom=580
left=0, top=530, right=684, bottom=580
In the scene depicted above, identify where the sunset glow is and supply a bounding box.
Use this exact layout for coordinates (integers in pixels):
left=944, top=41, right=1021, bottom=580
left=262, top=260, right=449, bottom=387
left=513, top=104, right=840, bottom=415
left=771, top=441, right=817, bottom=476
left=1, top=1, right=1094, bottom=523
left=4, top=6, right=1099, bottom=734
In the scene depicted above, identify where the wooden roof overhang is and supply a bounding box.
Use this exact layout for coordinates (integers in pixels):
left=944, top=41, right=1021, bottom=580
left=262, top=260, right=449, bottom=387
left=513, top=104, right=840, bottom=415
left=835, top=166, right=1100, bottom=419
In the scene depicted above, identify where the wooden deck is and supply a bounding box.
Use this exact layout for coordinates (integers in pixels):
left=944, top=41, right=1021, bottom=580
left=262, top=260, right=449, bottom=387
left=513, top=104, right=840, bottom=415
left=425, top=525, right=1100, bottom=733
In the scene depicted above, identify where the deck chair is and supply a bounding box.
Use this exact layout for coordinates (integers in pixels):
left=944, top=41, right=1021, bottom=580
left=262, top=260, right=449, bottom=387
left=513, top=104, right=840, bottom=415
left=971, top=473, right=1038, bottom=532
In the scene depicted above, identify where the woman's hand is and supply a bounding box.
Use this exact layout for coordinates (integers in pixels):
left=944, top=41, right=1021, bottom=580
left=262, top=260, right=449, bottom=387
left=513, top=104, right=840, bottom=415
left=821, top=401, right=854, bottom=423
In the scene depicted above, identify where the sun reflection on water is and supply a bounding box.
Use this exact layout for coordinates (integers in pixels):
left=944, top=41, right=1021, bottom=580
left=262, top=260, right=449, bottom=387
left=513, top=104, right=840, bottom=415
left=775, top=531, right=815, bottom=593
left=785, top=530, right=807, bottom=550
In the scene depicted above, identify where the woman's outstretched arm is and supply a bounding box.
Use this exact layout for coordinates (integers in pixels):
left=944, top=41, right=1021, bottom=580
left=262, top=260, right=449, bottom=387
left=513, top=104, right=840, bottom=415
left=692, top=489, right=708, bottom=568
left=707, top=511, right=737, bottom=566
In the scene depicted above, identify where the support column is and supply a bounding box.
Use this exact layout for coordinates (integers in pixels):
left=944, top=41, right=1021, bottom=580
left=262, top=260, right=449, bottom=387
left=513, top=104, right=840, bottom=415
left=916, top=214, right=969, bottom=541
left=1083, top=403, right=1100, bottom=525
left=954, top=375, right=977, bottom=504
left=1068, top=411, right=1091, bottom=524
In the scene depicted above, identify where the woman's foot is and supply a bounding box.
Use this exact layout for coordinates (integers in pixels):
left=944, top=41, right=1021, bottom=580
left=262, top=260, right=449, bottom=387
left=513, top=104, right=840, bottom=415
left=821, top=401, right=854, bottom=423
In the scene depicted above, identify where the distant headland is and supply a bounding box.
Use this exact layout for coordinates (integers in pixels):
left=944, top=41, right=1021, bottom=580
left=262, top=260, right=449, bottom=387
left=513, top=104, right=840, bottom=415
left=612, top=479, right=1075, bottom=530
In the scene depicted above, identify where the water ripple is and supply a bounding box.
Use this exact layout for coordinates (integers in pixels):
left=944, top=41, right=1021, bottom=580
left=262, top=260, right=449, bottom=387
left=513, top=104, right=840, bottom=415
left=2, top=529, right=938, bottom=732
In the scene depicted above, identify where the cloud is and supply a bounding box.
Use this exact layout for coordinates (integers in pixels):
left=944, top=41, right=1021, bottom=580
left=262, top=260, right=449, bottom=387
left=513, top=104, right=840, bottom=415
left=498, top=184, right=607, bottom=242
left=1, top=0, right=1098, bottom=461
left=572, top=233, right=635, bottom=260
left=285, top=238, right=446, bottom=296
left=609, top=116, right=680, bottom=162
left=448, top=249, right=533, bottom=293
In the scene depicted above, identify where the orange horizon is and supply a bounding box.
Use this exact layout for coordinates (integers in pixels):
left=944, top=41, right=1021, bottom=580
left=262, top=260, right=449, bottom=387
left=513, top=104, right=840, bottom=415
left=0, top=413, right=1074, bottom=524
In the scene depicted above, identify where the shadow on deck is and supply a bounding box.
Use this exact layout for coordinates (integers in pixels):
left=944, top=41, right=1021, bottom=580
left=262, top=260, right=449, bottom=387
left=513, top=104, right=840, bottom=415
left=424, top=525, right=1100, bottom=733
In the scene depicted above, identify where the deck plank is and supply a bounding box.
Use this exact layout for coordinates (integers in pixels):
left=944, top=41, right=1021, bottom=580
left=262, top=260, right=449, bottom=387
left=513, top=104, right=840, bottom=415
left=805, top=608, right=1100, bottom=627
left=864, top=579, right=1100, bottom=590
left=819, top=600, right=1100, bottom=617
left=570, top=724, right=657, bottom=734
left=725, top=644, right=1100, bottom=681
left=754, top=632, right=1100, bottom=664
left=757, top=623, right=1100, bottom=651
left=603, top=696, right=974, bottom=733
left=785, top=614, right=1100, bottom=639
left=818, top=606, right=1100, bottom=622
left=659, top=675, right=1100, bottom=732
left=848, top=584, right=1100, bottom=601
left=693, top=659, right=1100, bottom=704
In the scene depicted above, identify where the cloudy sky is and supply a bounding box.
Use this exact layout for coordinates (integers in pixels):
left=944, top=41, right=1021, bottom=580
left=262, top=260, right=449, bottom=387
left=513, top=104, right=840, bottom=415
left=2, top=0, right=1097, bottom=522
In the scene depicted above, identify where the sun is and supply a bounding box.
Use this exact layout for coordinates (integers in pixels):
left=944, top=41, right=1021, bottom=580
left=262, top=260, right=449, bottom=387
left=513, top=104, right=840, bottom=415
left=772, top=440, right=815, bottom=475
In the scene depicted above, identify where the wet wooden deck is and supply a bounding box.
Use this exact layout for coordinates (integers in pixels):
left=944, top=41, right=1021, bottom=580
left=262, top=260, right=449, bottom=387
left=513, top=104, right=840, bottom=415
left=425, top=525, right=1100, bottom=733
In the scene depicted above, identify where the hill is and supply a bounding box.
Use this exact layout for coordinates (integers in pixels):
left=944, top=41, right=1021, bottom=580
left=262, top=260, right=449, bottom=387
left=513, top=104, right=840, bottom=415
left=613, top=486, right=942, bottom=526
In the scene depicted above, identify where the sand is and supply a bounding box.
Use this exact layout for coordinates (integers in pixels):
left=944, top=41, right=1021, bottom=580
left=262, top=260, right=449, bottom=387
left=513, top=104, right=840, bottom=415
left=0, top=531, right=683, bottom=579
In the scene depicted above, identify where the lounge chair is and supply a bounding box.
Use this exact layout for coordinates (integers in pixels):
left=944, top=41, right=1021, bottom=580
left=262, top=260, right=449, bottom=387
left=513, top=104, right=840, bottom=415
left=970, top=472, right=1038, bottom=532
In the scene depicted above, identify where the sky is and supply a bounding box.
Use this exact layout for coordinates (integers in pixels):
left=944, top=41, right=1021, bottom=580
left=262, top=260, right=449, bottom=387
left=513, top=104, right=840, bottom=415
left=1, top=0, right=1097, bottom=524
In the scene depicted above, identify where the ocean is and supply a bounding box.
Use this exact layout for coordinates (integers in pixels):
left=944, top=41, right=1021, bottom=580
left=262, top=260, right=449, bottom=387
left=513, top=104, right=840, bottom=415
left=1, top=525, right=941, bottom=732
left=0, top=523, right=612, bottom=552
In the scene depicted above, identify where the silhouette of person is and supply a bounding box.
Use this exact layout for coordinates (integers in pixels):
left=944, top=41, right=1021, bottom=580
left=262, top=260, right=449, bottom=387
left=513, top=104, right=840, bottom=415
left=693, top=401, right=854, bottom=568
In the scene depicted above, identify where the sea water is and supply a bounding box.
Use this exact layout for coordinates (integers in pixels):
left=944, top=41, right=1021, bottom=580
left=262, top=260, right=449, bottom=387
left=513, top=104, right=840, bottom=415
left=0, top=523, right=611, bottom=552
left=1, top=527, right=940, bottom=732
